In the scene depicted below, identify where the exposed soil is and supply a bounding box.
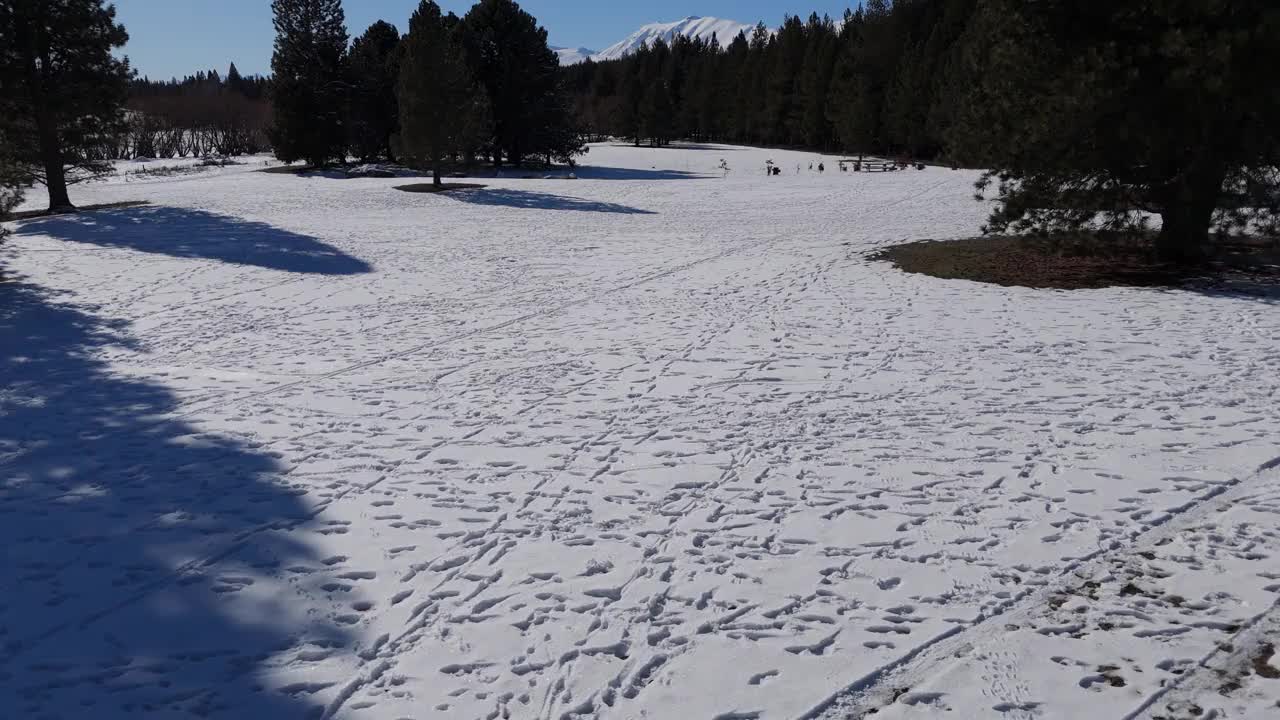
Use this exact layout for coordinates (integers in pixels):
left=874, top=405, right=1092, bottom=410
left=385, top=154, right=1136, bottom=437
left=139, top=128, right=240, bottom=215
left=1254, top=643, right=1280, bottom=680
left=876, top=233, right=1280, bottom=290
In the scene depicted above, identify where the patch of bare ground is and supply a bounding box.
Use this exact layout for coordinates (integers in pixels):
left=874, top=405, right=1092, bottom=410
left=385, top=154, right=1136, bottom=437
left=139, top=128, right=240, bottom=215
left=876, top=233, right=1280, bottom=290
left=1254, top=644, right=1280, bottom=680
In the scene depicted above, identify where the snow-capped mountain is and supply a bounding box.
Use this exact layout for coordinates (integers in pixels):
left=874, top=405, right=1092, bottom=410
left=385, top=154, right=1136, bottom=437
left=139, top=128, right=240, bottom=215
left=556, top=17, right=756, bottom=65
left=595, top=16, right=754, bottom=61
left=552, top=47, right=598, bottom=66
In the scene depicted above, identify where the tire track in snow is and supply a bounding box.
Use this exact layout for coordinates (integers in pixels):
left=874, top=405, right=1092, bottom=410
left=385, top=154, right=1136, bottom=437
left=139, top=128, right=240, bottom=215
left=801, top=458, right=1280, bottom=720
left=170, top=233, right=789, bottom=418
left=0, top=233, right=786, bottom=481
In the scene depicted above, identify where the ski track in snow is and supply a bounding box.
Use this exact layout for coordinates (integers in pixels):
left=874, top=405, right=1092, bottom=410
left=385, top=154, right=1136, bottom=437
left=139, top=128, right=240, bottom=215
left=2, top=143, right=1278, bottom=720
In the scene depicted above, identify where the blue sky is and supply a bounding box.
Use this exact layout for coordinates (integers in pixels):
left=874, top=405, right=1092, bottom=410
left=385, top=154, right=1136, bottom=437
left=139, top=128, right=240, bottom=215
left=113, top=0, right=857, bottom=80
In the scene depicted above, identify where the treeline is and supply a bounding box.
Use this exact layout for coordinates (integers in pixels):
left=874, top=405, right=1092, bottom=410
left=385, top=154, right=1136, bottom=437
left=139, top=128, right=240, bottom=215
left=269, top=0, right=584, bottom=176
left=122, top=66, right=272, bottom=159
left=563, top=0, right=976, bottom=160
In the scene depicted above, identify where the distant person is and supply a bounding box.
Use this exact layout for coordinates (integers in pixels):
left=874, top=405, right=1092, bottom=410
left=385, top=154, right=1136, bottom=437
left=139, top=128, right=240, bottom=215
left=718, top=159, right=730, bottom=177
left=818, top=162, right=825, bottom=173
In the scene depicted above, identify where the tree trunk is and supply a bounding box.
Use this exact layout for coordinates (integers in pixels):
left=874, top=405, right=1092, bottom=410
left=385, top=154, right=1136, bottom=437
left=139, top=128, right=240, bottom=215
left=19, top=12, right=74, bottom=212
left=40, top=126, right=73, bottom=212
left=1157, top=204, right=1214, bottom=265
left=1156, top=164, right=1226, bottom=265
left=433, top=166, right=442, bottom=187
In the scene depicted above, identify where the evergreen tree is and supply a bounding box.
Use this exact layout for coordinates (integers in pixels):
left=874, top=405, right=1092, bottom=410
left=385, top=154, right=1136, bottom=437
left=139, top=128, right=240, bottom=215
left=269, top=0, right=349, bottom=166
left=397, top=0, right=487, bottom=186
left=640, top=80, right=674, bottom=147
left=559, top=3, right=982, bottom=159
left=951, top=0, right=1280, bottom=263
left=1, top=130, right=24, bottom=238
left=226, top=62, right=244, bottom=95
left=796, top=14, right=838, bottom=149
left=765, top=16, right=806, bottom=145
left=462, top=0, right=582, bottom=166
left=347, top=20, right=401, bottom=162
left=829, top=1, right=894, bottom=154
left=0, top=0, right=132, bottom=211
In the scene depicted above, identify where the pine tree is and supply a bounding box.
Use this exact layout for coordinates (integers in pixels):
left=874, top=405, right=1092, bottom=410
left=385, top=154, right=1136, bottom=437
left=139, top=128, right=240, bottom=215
left=397, top=0, right=487, bottom=186
left=0, top=0, right=132, bottom=211
left=951, top=0, right=1280, bottom=263
left=348, top=20, right=401, bottom=162
left=828, top=1, right=894, bottom=154
left=640, top=81, right=673, bottom=147
left=269, top=0, right=349, bottom=167
left=796, top=14, right=838, bottom=149
left=226, top=62, right=244, bottom=95
left=765, top=16, right=805, bottom=145
left=1, top=130, right=24, bottom=238
left=462, top=0, right=582, bottom=166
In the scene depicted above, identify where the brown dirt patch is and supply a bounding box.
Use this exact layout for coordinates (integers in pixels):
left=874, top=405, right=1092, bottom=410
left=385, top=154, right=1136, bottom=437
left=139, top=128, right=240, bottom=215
left=876, top=233, right=1280, bottom=290
left=1254, top=643, right=1280, bottom=679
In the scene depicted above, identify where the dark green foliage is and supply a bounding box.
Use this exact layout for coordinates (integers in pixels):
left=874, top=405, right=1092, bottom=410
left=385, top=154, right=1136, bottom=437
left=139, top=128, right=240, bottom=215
left=397, top=1, right=488, bottom=185
left=563, top=1, right=982, bottom=157
left=0, top=0, right=132, bottom=210
left=952, top=0, right=1280, bottom=263
left=1, top=132, right=23, bottom=239
left=640, top=80, right=674, bottom=147
left=269, top=0, right=348, bottom=166
left=347, top=20, right=401, bottom=162
left=461, top=0, right=583, bottom=166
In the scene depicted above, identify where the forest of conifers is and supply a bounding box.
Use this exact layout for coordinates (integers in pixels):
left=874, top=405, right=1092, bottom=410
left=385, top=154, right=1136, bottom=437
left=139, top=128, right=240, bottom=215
left=122, top=1, right=976, bottom=164
left=562, top=0, right=978, bottom=161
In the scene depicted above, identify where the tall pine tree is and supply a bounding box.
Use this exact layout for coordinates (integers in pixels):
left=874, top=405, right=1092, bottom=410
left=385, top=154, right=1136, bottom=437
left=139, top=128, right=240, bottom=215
left=461, top=0, right=581, bottom=166
left=1, top=129, right=23, bottom=238
left=397, top=1, right=487, bottom=186
left=952, top=0, right=1280, bottom=263
left=0, top=0, right=131, bottom=211
left=347, top=20, right=401, bottom=162
left=269, top=0, right=348, bottom=167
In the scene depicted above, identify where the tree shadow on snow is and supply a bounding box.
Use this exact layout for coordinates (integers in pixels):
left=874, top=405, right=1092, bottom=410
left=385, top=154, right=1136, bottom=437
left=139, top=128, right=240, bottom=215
left=0, top=279, right=352, bottom=719
left=573, top=165, right=708, bottom=181
left=1191, top=278, right=1280, bottom=306
left=450, top=187, right=658, bottom=214
left=16, top=206, right=372, bottom=275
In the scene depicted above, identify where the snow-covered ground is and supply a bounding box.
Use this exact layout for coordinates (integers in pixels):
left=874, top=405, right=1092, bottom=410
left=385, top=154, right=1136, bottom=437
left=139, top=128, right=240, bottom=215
left=3, top=143, right=1278, bottom=720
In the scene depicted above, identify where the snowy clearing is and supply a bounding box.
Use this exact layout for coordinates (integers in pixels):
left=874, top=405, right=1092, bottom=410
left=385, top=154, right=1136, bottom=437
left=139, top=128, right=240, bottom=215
left=2, top=143, right=1278, bottom=720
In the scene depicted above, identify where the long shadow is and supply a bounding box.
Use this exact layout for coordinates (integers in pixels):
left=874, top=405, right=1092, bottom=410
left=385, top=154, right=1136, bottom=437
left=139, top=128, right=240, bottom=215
left=0, top=279, right=349, bottom=719
left=598, top=142, right=727, bottom=152
left=574, top=165, right=708, bottom=181
left=1190, top=277, right=1280, bottom=305
left=450, top=187, right=658, bottom=214
left=16, top=206, right=372, bottom=275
